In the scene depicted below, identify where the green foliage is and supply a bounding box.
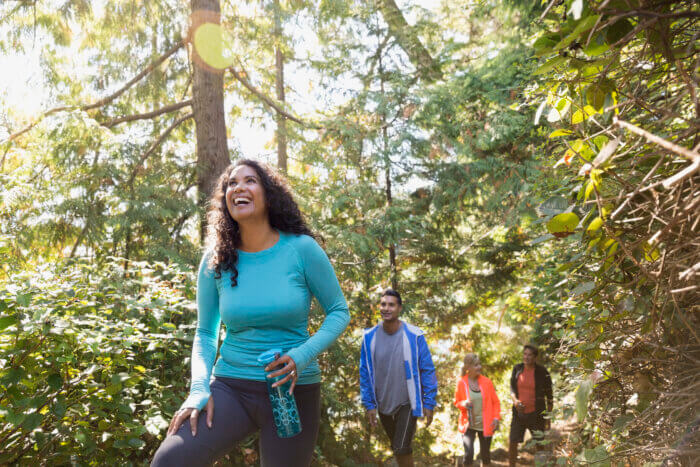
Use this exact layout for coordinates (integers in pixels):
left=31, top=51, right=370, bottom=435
left=527, top=0, right=699, bottom=463
left=3, top=0, right=696, bottom=464
left=0, top=250, right=194, bottom=464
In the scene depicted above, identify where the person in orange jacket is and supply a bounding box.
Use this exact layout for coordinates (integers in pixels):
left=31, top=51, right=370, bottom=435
left=454, top=353, right=501, bottom=465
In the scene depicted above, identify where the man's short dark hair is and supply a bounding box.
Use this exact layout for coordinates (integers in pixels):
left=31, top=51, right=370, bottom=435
left=381, top=288, right=402, bottom=306
left=523, top=344, right=539, bottom=356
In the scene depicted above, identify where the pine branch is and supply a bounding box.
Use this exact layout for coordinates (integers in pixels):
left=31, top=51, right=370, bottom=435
left=3, top=39, right=185, bottom=144
left=82, top=39, right=185, bottom=111
left=126, top=112, right=193, bottom=187
left=102, top=100, right=193, bottom=128
left=228, top=66, right=321, bottom=129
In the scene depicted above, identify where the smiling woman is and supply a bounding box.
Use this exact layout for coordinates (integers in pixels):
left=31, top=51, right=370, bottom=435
left=151, top=159, right=350, bottom=467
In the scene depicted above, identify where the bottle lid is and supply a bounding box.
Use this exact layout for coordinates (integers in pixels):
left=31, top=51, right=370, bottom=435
left=257, top=348, right=282, bottom=366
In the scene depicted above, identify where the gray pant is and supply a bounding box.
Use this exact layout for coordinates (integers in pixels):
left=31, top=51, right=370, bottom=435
left=151, top=377, right=321, bottom=467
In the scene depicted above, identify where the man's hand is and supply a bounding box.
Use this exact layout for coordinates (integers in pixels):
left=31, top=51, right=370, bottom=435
left=424, top=408, right=434, bottom=427
left=514, top=399, right=525, bottom=415
left=366, top=409, right=377, bottom=428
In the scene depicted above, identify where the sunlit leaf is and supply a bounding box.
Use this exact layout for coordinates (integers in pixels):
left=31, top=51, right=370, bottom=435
left=576, top=378, right=594, bottom=420
left=546, top=212, right=580, bottom=234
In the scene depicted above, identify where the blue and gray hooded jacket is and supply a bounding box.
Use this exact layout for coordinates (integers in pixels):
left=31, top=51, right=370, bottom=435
left=359, top=321, right=438, bottom=417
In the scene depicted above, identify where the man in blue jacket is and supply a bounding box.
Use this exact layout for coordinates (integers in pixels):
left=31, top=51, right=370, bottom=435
left=359, top=289, right=438, bottom=467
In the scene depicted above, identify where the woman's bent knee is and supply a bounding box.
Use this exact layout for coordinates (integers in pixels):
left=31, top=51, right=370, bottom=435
left=151, top=434, right=210, bottom=467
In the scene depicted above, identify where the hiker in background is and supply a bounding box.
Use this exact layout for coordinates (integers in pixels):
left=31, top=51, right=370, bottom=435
left=359, top=289, right=438, bottom=467
left=454, top=353, right=501, bottom=466
left=508, top=344, right=553, bottom=466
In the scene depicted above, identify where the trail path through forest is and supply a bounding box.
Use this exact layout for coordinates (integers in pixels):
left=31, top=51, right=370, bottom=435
left=406, top=419, right=578, bottom=467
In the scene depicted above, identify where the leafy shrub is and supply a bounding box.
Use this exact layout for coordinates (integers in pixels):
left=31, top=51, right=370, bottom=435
left=0, top=253, right=195, bottom=464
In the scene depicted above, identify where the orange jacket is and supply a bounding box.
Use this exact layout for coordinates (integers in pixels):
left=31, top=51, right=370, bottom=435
left=454, top=374, right=501, bottom=436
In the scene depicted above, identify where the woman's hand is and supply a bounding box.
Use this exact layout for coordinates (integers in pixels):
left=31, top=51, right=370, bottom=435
left=265, top=354, right=298, bottom=395
left=491, top=419, right=500, bottom=431
left=167, top=396, right=214, bottom=437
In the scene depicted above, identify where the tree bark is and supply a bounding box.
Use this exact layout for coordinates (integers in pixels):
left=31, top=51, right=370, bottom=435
left=273, top=0, right=288, bottom=174
left=190, top=0, right=231, bottom=240
left=378, top=48, right=398, bottom=290
left=377, top=0, right=441, bottom=81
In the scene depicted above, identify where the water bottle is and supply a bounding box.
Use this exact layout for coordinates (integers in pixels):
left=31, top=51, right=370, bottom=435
left=257, top=349, right=302, bottom=438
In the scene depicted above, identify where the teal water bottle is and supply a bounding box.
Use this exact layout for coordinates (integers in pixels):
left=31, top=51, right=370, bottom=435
left=257, top=349, right=302, bottom=438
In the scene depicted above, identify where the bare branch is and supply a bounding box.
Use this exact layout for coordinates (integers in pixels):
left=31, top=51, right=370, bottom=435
left=3, top=39, right=185, bottom=144
left=83, top=39, right=185, bottom=111
left=614, top=117, right=700, bottom=163
left=102, top=100, right=192, bottom=128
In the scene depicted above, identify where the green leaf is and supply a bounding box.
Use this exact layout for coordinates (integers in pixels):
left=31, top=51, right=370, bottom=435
left=613, top=414, right=634, bottom=432
left=576, top=379, right=594, bottom=421
left=606, top=18, right=634, bottom=44
left=2, top=367, right=26, bottom=385
left=17, top=293, right=33, bottom=307
left=538, top=196, right=570, bottom=217
left=546, top=212, right=580, bottom=234
left=47, top=373, right=63, bottom=390
left=584, top=41, right=610, bottom=57
left=571, top=281, right=595, bottom=296
left=534, top=56, right=566, bottom=76
left=533, top=34, right=559, bottom=56
left=583, top=446, right=611, bottom=466
left=643, top=243, right=660, bottom=262
left=52, top=400, right=67, bottom=418
left=555, top=15, right=601, bottom=51
left=128, top=438, right=145, bottom=448
left=586, top=84, right=606, bottom=111
left=0, top=316, right=17, bottom=331
left=21, top=413, right=43, bottom=432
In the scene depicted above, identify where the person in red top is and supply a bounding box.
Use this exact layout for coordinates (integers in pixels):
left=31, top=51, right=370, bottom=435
left=454, top=353, right=500, bottom=465
left=508, top=344, right=553, bottom=466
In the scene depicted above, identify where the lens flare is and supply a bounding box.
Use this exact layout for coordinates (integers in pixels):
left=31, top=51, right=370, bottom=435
left=192, top=23, right=234, bottom=70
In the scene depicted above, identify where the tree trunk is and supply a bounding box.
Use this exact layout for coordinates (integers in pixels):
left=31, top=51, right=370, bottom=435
left=273, top=0, right=288, bottom=174
left=190, top=0, right=231, bottom=240
left=378, top=50, right=398, bottom=290
left=377, top=0, right=441, bottom=81
left=384, top=135, right=398, bottom=291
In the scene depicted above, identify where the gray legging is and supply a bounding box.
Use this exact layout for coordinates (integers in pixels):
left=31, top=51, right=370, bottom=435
left=151, top=377, right=321, bottom=467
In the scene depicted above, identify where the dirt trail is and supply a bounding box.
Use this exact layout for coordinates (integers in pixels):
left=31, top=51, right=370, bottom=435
left=405, top=419, right=579, bottom=466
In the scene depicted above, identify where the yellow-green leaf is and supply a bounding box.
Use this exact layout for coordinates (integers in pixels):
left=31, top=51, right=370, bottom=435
left=587, top=217, right=603, bottom=233
left=643, top=243, right=660, bottom=262
left=546, top=212, right=580, bottom=234
left=549, top=129, right=573, bottom=138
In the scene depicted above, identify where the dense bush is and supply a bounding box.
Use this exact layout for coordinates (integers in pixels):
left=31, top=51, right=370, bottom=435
left=0, top=250, right=195, bottom=464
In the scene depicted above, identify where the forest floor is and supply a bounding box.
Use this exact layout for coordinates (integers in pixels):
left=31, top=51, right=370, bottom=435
left=400, top=419, right=579, bottom=467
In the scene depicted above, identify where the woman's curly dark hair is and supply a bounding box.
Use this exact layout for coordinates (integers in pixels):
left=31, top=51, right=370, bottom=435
left=205, top=159, right=315, bottom=287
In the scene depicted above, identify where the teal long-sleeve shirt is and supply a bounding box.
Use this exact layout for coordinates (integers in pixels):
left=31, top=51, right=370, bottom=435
left=181, top=232, right=350, bottom=411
